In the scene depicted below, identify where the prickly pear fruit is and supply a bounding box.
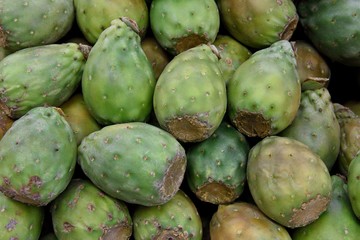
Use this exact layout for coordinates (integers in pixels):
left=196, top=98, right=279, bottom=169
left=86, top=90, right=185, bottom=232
left=74, top=0, right=149, bottom=44
left=279, top=88, right=340, bottom=170
left=78, top=122, right=186, bottom=206
left=0, top=104, right=13, bottom=140
left=227, top=40, right=301, bottom=138
left=150, top=0, right=220, bottom=55
left=133, top=190, right=202, bottom=240
left=247, top=136, right=332, bottom=228
left=298, top=0, right=360, bottom=66
left=153, top=44, right=227, bottom=143
left=186, top=121, right=250, bottom=204
left=210, top=202, right=292, bottom=240
left=0, top=0, right=74, bottom=51
left=0, top=43, right=90, bottom=119
left=51, top=179, right=132, bottom=240
left=217, top=0, right=298, bottom=48
left=82, top=18, right=155, bottom=125
left=0, top=107, right=77, bottom=206
left=292, top=175, right=360, bottom=240
left=60, top=93, right=101, bottom=145
left=347, top=153, right=360, bottom=219
left=0, top=191, right=44, bottom=240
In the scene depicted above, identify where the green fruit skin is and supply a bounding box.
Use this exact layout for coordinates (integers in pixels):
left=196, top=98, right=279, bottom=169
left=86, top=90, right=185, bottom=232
left=82, top=18, right=156, bottom=125
left=133, top=190, right=202, bottom=240
left=210, top=202, right=291, bottom=240
left=279, top=88, right=340, bottom=171
left=60, top=93, right=101, bottom=145
left=298, top=0, right=360, bottom=66
left=247, top=136, right=332, bottom=228
left=0, top=0, right=74, bottom=51
left=348, top=153, right=360, bottom=219
left=186, top=121, right=250, bottom=204
left=0, top=191, right=44, bottom=240
left=227, top=40, right=301, bottom=138
left=0, top=107, right=77, bottom=206
left=78, top=122, right=187, bottom=206
left=150, top=0, right=220, bottom=55
left=51, top=179, right=132, bottom=240
left=217, top=0, right=298, bottom=48
left=213, top=35, right=252, bottom=85
left=0, top=43, right=87, bottom=119
left=74, top=0, right=149, bottom=44
left=292, top=175, right=360, bottom=240
left=153, top=44, right=227, bottom=143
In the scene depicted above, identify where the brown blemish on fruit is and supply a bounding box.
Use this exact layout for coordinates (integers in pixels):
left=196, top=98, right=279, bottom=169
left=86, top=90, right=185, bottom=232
left=101, top=223, right=132, bottom=240
left=155, top=229, right=188, bottom=240
left=0, top=26, right=6, bottom=48
left=175, top=34, right=209, bottom=55
left=63, top=222, right=75, bottom=233
left=280, top=14, right=299, bottom=41
left=232, top=110, right=271, bottom=138
left=196, top=182, right=238, bottom=204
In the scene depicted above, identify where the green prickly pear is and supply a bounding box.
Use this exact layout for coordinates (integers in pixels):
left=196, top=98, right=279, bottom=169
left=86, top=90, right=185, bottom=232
left=227, top=40, right=301, bottom=138
left=78, top=122, right=186, bottom=206
left=0, top=0, right=74, bottom=51
left=153, top=44, right=227, bottom=143
left=247, top=136, right=332, bottom=228
left=0, top=106, right=77, bottom=206
left=186, top=121, right=250, bottom=204
left=81, top=18, right=156, bottom=125
left=0, top=43, right=90, bottom=119
left=150, top=0, right=220, bottom=55
left=133, top=190, right=202, bottom=240
left=347, top=153, right=360, bottom=219
left=51, top=179, right=132, bottom=240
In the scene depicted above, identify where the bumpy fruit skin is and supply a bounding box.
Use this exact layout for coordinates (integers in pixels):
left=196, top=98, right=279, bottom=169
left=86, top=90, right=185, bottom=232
left=0, top=191, right=44, bottom=240
left=150, top=0, right=220, bottom=55
left=298, top=0, right=360, bottom=66
left=247, top=136, right=332, bottom=228
left=0, top=0, right=74, bottom=51
left=334, top=103, right=360, bottom=175
left=186, top=121, right=250, bottom=204
left=0, top=107, right=77, bottom=206
left=82, top=18, right=155, bottom=125
left=227, top=40, right=301, bottom=138
left=347, top=154, right=360, bottom=219
left=74, top=0, right=149, bottom=44
left=0, top=43, right=89, bottom=119
left=213, top=35, right=252, bottom=85
left=210, top=202, right=291, bottom=240
left=78, top=122, right=187, bottom=206
left=292, top=175, right=360, bottom=240
left=51, top=179, right=132, bottom=240
left=279, top=88, right=340, bottom=170
left=217, top=0, right=298, bottom=48
left=60, top=93, right=101, bottom=145
left=153, top=44, right=227, bottom=143
left=133, top=190, right=202, bottom=240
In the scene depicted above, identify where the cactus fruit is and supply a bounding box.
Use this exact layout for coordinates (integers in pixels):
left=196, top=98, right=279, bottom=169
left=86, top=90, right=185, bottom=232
left=0, top=0, right=74, bottom=51
left=0, top=104, right=13, bottom=140
left=133, top=190, right=202, bottom=240
left=150, top=0, right=220, bottom=55
left=78, top=122, right=186, bottom=206
left=186, top=121, right=250, bottom=204
left=51, top=179, right=132, bottom=240
left=81, top=18, right=156, bottom=125
left=74, top=0, right=149, bottom=44
left=217, top=0, right=298, bottom=48
left=292, top=175, right=360, bottom=239
left=210, top=202, right=292, bottom=239
left=293, top=40, right=331, bottom=91
left=334, top=103, right=360, bottom=175
left=298, top=0, right=360, bottom=66
left=279, top=88, right=340, bottom=170
left=0, top=107, right=77, bottom=206
left=247, top=136, right=332, bottom=228
left=347, top=153, right=360, bottom=219
left=0, top=191, right=44, bottom=240
left=227, top=40, right=301, bottom=138
left=60, top=93, right=101, bottom=145
left=213, top=35, right=252, bottom=85
left=153, top=44, right=227, bottom=143
left=0, top=43, right=90, bottom=119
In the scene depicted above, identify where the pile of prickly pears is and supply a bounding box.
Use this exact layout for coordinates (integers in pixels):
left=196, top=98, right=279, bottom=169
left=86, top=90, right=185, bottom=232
left=1, top=0, right=360, bottom=239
